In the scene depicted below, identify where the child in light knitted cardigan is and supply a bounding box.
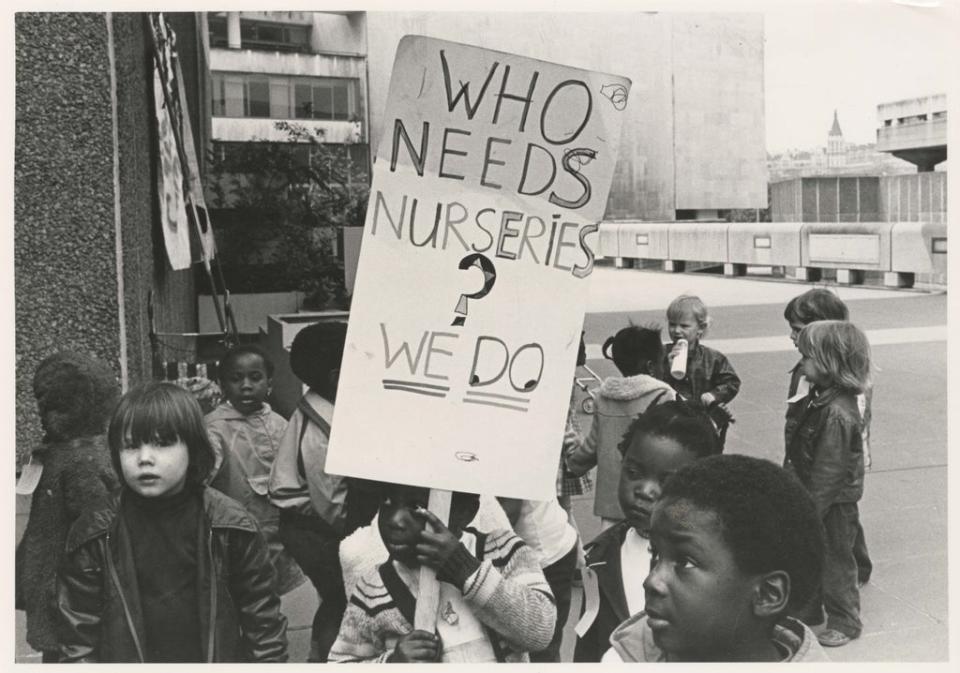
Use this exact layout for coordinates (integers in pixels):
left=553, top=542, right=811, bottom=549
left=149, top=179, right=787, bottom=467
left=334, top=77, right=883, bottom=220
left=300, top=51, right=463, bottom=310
left=330, top=484, right=556, bottom=663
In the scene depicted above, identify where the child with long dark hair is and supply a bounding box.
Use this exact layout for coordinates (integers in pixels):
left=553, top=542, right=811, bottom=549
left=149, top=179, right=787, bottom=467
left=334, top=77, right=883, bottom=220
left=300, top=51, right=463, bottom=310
left=57, top=382, right=287, bottom=662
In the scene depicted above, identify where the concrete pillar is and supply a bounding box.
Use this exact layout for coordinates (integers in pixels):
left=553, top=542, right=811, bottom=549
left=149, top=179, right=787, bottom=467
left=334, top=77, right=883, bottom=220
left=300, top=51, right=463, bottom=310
left=793, top=267, right=822, bottom=282
left=884, top=271, right=915, bottom=289
left=723, top=263, right=747, bottom=277
left=227, top=12, right=241, bottom=49
left=664, top=260, right=685, bottom=273
left=310, top=14, right=324, bottom=52
left=836, top=269, right=864, bottom=285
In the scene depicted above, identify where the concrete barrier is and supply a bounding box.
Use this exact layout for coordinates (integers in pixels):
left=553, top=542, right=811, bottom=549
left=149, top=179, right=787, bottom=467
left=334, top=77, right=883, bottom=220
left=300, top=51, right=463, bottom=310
left=668, top=221, right=729, bottom=263
left=891, top=221, right=947, bottom=275
left=618, top=221, right=670, bottom=260
left=800, top=222, right=894, bottom=272
left=597, top=221, right=621, bottom=259
left=727, top=222, right=803, bottom=267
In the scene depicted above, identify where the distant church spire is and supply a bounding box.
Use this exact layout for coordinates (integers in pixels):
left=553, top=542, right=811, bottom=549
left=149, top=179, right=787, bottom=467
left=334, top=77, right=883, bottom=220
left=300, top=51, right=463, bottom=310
left=826, top=109, right=845, bottom=168
left=829, top=109, right=843, bottom=137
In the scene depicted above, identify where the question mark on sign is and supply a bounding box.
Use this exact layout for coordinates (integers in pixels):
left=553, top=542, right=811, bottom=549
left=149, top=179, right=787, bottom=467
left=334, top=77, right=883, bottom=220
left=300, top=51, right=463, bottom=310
left=452, top=253, right=497, bottom=327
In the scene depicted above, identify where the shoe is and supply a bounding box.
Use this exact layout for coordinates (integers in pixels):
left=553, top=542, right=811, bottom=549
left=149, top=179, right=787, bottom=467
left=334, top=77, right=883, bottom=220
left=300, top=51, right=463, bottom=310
left=817, top=629, right=853, bottom=647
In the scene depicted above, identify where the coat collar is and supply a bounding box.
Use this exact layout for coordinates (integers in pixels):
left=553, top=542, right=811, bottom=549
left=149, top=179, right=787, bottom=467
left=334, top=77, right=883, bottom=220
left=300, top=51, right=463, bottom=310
left=65, top=487, right=259, bottom=552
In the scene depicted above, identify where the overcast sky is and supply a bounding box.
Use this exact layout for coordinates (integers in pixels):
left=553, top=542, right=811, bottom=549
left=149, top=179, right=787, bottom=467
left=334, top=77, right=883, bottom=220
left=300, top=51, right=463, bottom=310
left=763, top=2, right=953, bottom=153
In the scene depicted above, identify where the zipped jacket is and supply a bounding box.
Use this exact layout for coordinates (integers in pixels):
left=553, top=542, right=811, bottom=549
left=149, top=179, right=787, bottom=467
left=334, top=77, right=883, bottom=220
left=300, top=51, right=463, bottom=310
left=784, top=385, right=864, bottom=517
left=57, top=487, right=288, bottom=662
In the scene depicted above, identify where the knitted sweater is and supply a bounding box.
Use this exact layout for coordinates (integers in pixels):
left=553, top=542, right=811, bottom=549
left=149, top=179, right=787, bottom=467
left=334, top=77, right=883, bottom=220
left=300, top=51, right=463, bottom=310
left=329, top=527, right=556, bottom=663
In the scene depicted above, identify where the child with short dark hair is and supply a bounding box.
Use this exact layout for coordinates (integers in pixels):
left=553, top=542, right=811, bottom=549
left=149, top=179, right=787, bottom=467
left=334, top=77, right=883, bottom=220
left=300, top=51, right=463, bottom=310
left=565, top=324, right=675, bottom=528
left=785, top=320, right=871, bottom=647
left=783, top=288, right=872, bottom=588
left=16, top=352, right=121, bottom=662
left=330, top=484, right=556, bottom=663
left=573, top=401, right=718, bottom=662
left=663, top=295, right=740, bottom=445
left=606, top=454, right=828, bottom=662
left=206, top=344, right=304, bottom=595
left=57, top=382, right=288, bottom=662
left=268, top=320, right=379, bottom=661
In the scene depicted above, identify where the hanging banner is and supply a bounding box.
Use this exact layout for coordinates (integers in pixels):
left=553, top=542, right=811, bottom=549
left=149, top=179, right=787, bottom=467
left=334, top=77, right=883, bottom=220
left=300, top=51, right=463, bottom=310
left=327, top=36, right=631, bottom=499
left=151, top=15, right=190, bottom=270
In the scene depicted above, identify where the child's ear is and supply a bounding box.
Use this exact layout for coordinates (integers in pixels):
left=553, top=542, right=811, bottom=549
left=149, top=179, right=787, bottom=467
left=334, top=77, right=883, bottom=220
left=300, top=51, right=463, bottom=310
left=752, top=570, right=790, bottom=619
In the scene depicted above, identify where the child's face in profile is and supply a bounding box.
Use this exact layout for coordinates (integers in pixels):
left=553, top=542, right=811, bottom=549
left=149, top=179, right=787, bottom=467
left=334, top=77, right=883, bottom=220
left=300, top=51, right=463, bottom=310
left=786, top=318, right=806, bottom=348
left=643, top=497, right=759, bottom=661
left=799, top=350, right=829, bottom=388
left=668, top=309, right=703, bottom=345
left=618, top=433, right=697, bottom=534
left=120, top=437, right=190, bottom=498
left=223, top=353, right=271, bottom=415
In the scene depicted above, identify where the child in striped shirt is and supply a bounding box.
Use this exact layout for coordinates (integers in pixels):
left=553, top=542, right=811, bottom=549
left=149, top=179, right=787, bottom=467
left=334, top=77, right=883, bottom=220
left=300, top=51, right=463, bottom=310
left=330, top=485, right=556, bottom=663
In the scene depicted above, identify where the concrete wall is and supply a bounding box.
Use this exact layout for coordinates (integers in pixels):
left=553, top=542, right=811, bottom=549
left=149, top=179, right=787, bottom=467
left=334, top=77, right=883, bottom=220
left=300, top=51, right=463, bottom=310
left=15, top=13, right=200, bottom=464
left=364, top=12, right=766, bottom=220
left=672, top=14, right=766, bottom=210
left=771, top=177, right=881, bottom=222
left=880, top=172, right=947, bottom=224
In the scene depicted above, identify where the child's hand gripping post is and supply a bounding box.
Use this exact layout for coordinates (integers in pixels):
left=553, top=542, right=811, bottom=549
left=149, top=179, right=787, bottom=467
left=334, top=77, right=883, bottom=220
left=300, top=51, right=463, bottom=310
left=388, top=630, right=442, bottom=663
left=413, top=504, right=481, bottom=587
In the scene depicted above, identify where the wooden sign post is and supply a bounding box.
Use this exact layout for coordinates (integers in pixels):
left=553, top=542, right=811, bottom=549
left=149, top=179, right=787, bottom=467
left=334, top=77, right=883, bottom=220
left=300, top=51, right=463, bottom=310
left=413, top=489, right=452, bottom=632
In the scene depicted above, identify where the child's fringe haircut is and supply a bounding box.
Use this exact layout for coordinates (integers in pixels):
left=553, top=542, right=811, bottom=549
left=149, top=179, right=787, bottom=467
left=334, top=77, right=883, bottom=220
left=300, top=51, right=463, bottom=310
left=666, top=295, right=712, bottom=334
left=107, top=382, right=216, bottom=489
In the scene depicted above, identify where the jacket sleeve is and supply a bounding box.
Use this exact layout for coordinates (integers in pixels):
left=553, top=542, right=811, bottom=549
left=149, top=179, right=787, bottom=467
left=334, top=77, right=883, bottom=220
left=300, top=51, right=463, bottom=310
left=205, top=424, right=227, bottom=482
left=707, top=352, right=741, bottom=403
left=56, top=541, right=104, bottom=663
left=807, top=412, right=861, bottom=518
left=462, top=532, right=556, bottom=652
left=226, top=528, right=289, bottom=662
left=564, top=411, right=599, bottom=476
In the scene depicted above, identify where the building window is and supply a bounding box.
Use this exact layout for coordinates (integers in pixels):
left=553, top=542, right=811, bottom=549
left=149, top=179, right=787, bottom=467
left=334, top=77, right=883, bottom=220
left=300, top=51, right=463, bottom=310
left=240, top=20, right=310, bottom=53
left=212, top=72, right=359, bottom=121
left=208, top=15, right=228, bottom=47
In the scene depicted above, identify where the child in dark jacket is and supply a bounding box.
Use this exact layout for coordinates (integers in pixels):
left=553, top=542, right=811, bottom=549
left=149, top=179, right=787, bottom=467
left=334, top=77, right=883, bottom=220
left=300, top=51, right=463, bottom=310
left=783, top=288, right=872, bottom=587
left=16, top=352, right=121, bottom=662
left=784, top=320, right=871, bottom=648
left=663, top=295, right=740, bottom=445
left=573, top=402, right=719, bottom=662
left=57, top=382, right=287, bottom=662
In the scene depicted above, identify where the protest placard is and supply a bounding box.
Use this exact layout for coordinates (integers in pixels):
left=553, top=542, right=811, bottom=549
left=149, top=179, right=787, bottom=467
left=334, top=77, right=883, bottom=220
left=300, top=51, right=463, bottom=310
left=327, top=35, right=631, bottom=499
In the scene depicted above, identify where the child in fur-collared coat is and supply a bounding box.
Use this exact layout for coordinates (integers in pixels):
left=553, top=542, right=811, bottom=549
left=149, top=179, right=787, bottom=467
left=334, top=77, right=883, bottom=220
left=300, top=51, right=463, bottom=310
left=16, top=351, right=121, bottom=662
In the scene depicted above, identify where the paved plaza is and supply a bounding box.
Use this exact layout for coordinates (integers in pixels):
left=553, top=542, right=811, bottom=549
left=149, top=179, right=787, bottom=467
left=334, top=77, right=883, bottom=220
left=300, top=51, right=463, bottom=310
left=15, top=267, right=949, bottom=663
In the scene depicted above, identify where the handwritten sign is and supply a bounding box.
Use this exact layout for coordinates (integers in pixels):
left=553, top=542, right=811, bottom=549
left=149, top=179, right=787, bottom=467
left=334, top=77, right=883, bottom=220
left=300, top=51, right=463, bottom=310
left=327, top=36, right=630, bottom=499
